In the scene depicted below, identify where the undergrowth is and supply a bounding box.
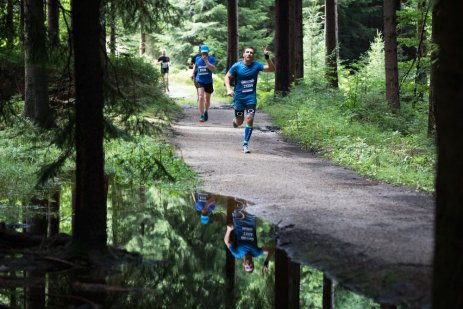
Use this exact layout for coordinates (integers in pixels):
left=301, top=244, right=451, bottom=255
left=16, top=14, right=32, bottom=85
left=262, top=84, right=435, bottom=192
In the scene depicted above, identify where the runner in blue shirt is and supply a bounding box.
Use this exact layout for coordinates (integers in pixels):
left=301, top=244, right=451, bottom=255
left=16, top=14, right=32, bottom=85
left=224, top=47, right=275, bottom=153
left=192, top=44, right=216, bottom=122
left=223, top=210, right=274, bottom=273
left=192, top=191, right=216, bottom=224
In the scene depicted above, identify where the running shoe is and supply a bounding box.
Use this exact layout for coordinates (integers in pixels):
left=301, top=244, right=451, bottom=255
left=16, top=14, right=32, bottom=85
left=204, top=110, right=208, bottom=121
left=232, top=118, right=238, bottom=128
left=199, top=114, right=205, bottom=122
left=242, top=144, right=250, bottom=153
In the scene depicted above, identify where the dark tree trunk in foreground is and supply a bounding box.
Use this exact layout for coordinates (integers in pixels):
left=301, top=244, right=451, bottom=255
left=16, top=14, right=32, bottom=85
left=71, top=0, right=107, bottom=253
left=383, top=0, right=400, bottom=109
left=226, top=0, right=238, bottom=72
left=432, top=1, right=463, bottom=308
left=325, top=0, right=338, bottom=88
left=23, top=0, right=51, bottom=128
left=275, top=0, right=290, bottom=95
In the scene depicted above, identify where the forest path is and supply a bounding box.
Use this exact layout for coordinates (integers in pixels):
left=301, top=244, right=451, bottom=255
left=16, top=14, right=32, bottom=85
left=168, top=83, right=433, bottom=308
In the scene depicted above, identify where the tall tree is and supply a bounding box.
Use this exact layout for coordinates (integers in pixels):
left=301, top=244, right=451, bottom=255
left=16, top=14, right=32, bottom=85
left=294, top=0, right=304, bottom=81
left=47, top=0, right=59, bottom=47
left=71, top=0, right=108, bottom=254
left=23, top=0, right=51, bottom=128
left=432, top=1, right=463, bottom=308
left=226, top=0, right=239, bottom=72
left=427, top=3, right=437, bottom=136
left=325, top=0, right=339, bottom=88
left=275, top=0, right=290, bottom=95
left=383, top=0, right=400, bottom=109
left=5, top=0, right=14, bottom=48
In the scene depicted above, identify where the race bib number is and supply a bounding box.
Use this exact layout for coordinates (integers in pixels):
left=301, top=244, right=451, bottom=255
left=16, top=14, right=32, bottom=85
left=198, top=66, right=208, bottom=75
left=241, top=79, right=255, bottom=93
left=240, top=226, right=256, bottom=242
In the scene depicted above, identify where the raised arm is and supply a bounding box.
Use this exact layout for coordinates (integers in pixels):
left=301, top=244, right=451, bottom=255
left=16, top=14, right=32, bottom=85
left=262, top=47, right=275, bottom=72
left=262, top=246, right=275, bottom=273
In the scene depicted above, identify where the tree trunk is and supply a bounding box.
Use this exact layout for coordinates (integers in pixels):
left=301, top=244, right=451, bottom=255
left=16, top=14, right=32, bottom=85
left=275, top=0, right=290, bottom=95
left=322, top=274, right=334, bottom=309
left=226, top=0, right=238, bottom=72
left=325, top=0, right=339, bottom=88
left=383, top=0, right=400, bottom=109
left=23, top=0, right=51, bottom=128
left=47, top=0, right=59, bottom=47
left=109, top=0, right=116, bottom=56
left=289, top=0, right=296, bottom=85
left=6, top=0, right=14, bottom=49
left=140, top=30, right=146, bottom=55
left=71, top=0, right=108, bottom=254
left=427, top=6, right=437, bottom=136
left=432, top=1, right=463, bottom=308
left=48, top=190, right=60, bottom=236
left=294, top=0, right=304, bottom=81
left=413, top=0, right=429, bottom=103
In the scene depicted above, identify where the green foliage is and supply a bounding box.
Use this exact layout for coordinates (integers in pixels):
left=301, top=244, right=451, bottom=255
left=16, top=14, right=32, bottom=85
left=147, top=0, right=274, bottom=73
left=105, top=136, right=198, bottom=192
left=303, top=0, right=328, bottom=88
left=338, top=0, right=383, bottom=62
left=262, top=83, right=435, bottom=192
left=334, top=284, right=380, bottom=308
left=300, top=266, right=323, bottom=308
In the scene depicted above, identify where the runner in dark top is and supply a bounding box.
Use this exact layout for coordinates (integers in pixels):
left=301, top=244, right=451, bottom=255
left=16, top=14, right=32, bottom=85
left=157, top=49, right=170, bottom=93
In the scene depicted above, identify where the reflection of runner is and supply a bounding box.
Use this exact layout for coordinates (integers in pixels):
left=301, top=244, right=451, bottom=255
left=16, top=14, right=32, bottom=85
left=157, top=49, right=170, bottom=93
left=224, top=210, right=274, bottom=273
left=192, top=192, right=216, bottom=224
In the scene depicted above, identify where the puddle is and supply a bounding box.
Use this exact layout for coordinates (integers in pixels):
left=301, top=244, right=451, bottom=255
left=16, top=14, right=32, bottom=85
left=0, top=187, right=400, bottom=308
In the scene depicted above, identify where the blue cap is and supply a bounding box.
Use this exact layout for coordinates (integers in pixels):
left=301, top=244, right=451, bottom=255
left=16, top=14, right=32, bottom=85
left=200, top=215, right=209, bottom=224
left=200, top=45, right=209, bottom=53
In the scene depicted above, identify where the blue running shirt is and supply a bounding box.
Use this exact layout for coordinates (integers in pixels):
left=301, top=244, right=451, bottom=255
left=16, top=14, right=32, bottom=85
left=228, top=61, right=265, bottom=107
left=195, top=55, right=216, bottom=84
left=228, top=211, right=264, bottom=258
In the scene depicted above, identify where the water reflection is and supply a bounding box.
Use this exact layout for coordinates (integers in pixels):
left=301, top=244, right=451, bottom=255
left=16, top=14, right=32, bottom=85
left=224, top=206, right=275, bottom=274
left=192, top=191, right=216, bottom=225
left=0, top=186, right=401, bottom=308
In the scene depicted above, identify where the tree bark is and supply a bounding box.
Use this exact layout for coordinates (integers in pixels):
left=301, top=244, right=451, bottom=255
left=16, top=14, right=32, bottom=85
left=427, top=6, right=437, bottom=136
left=275, top=0, right=290, bottom=95
left=226, top=0, right=239, bottom=72
left=71, top=0, right=108, bottom=253
left=294, top=0, right=304, bottom=81
left=140, top=30, right=146, bottom=55
left=47, top=0, right=59, bottom=47
left=6, top=0, right=14, bottom=49
left=23, top=0, right=51, bottom=128
left=383, top=0, right=400, bottom=109
left=325, top=0, right=339, bottom=88
left=432, top=1, right=463, bottom=308
left=322, top=274, right=334, bottom=309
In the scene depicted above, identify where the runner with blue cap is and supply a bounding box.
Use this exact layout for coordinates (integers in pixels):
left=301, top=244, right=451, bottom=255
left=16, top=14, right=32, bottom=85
left=192, top=44, right=217, bottom=122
